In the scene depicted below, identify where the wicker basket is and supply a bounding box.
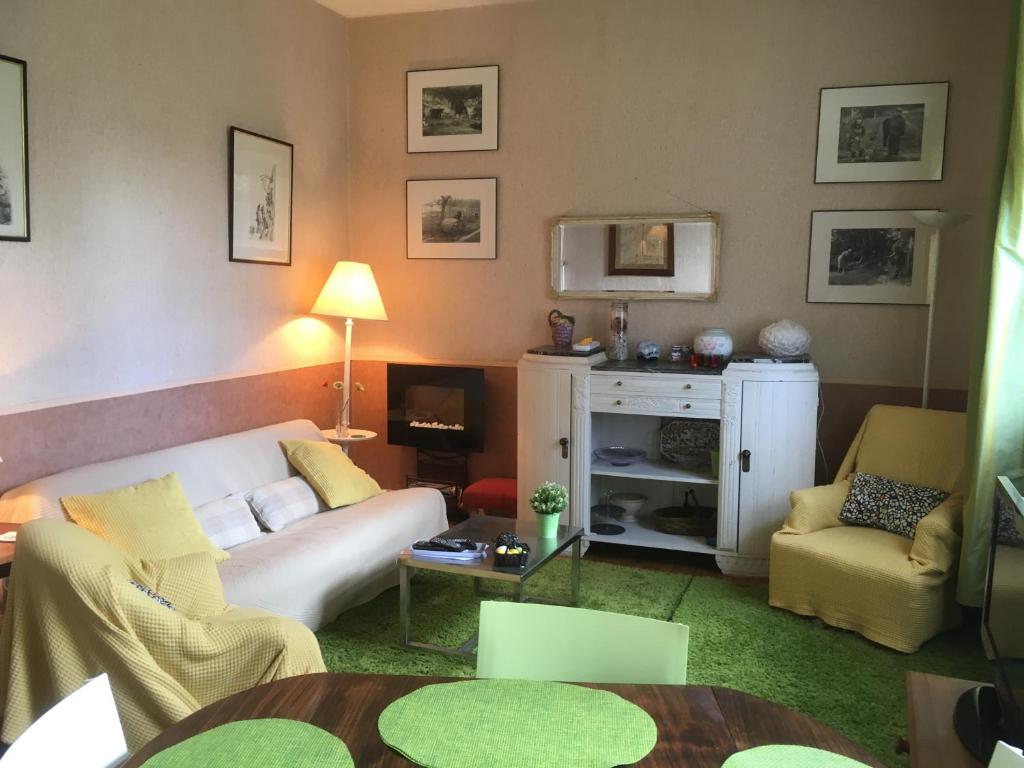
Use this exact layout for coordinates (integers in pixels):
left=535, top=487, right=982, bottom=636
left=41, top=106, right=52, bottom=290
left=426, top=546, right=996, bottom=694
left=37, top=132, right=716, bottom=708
left=493, top=542, right=531, bottom=568
left=652, top=490, right=714, bottom=536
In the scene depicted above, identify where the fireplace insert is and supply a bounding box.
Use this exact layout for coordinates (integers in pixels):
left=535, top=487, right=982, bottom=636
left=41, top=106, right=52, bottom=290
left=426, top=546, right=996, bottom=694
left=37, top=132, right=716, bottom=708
left=387, top=364, right=485, bottom=453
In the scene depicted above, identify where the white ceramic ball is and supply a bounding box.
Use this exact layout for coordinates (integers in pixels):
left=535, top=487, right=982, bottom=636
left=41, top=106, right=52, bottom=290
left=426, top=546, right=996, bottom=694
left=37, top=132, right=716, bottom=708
left=758, top=320, right=811, bottom=356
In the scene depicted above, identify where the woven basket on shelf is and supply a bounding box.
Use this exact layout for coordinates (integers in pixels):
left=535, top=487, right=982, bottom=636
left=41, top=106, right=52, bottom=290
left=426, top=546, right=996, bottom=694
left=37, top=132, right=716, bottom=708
left=652, top=490, right=714, bottom=536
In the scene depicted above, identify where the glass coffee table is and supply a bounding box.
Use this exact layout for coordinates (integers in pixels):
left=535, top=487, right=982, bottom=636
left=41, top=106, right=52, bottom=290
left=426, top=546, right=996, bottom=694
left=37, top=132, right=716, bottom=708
left=398, top=515, right=584, bottom=657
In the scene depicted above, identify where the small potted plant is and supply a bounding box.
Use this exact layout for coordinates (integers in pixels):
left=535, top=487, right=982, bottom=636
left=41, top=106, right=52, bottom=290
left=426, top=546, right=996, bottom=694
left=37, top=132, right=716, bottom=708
left=530, top=481, right=568, bottom=539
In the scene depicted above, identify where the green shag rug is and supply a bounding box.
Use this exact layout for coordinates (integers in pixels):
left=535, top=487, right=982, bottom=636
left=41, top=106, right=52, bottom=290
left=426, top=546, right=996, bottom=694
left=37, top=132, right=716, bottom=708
left=315, top=560, right=989, bottom=768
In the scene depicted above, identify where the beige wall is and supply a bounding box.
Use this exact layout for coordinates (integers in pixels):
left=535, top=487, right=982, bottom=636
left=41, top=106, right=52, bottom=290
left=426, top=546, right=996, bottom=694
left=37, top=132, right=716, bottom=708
left=0, top=0, right=351, bottom=413
left=346, top=0, right=1012, bottom=388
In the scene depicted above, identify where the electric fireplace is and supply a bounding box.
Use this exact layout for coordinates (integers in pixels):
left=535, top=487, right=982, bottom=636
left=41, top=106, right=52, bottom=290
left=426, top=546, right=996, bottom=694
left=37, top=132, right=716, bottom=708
left=387, top=364, right=485, bottom=453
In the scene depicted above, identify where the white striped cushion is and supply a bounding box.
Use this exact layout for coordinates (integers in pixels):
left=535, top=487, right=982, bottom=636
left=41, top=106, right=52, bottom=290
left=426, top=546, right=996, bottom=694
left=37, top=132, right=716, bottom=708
left=249, top=477, right=322, bottom=532
left=193, top=493, right=261, bottom=550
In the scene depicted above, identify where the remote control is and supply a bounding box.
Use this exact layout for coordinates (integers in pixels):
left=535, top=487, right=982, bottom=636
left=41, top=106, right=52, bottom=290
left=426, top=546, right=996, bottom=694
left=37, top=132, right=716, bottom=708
left=412, top=537, right=475, bottom=552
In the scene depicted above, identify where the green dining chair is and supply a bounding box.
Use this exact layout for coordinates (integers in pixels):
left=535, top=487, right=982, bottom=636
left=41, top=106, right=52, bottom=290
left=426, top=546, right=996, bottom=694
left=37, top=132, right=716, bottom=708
left=475, top=601, right=688, bottom=684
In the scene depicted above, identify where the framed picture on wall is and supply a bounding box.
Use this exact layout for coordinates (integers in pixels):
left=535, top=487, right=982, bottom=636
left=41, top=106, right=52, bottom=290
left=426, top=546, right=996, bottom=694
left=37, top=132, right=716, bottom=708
left=607, top=223, right=675, bottom=276
left=407, top=177, right=497, bottom=260
left=228, top=126, right=293, bottom=265
left=0, top=54, right=29, bottom=242
left=815, top=82, right=949, bottom=183
left=806, top=209, right=938, bottom=304
left=407, top=65, right=498, bottom=153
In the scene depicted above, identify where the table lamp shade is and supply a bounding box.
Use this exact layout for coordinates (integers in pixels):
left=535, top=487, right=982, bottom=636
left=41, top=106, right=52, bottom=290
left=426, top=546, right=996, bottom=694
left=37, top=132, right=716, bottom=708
left=311, top=261, right=388, bottom=320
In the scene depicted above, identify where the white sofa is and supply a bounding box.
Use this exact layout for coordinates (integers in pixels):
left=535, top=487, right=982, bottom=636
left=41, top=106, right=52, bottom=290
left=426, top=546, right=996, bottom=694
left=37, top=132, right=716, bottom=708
left=0, top=419, right=448, bottom=630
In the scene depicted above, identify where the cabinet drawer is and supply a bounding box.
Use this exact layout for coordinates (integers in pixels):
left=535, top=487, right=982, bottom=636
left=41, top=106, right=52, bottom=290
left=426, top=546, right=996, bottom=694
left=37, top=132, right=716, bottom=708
left=591, top=373, right=721, bottom=401
left=591, top=393, right=721, bottom=419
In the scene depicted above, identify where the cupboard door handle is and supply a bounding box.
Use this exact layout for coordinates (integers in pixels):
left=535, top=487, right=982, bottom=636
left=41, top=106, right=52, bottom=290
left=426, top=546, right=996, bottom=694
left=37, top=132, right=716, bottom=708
left=684, top=383, right=692, bottom=390
left=559, top=437, right=569, bottom=459
left=615, top=399, right=622, bottom=406
left=682, top=403, right=691, bottom=410
left=616, top=380, right=623, bottom=386
left=740, top=449, right=751, bottom=472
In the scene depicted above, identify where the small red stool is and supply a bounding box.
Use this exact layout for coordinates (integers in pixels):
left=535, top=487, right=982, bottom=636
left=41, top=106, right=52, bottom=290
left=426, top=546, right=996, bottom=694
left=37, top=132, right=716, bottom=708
left=461, top=478, right=517, bottom=518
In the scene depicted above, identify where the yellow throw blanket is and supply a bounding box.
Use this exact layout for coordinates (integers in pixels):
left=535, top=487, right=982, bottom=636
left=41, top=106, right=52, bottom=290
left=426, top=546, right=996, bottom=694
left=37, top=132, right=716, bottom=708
left=0, top=519, right=325, bottom=752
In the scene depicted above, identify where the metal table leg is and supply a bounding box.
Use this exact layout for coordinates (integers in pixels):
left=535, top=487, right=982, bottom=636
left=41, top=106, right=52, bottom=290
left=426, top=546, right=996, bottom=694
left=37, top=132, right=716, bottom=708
left=571, top=538, right=581, bottom=606
left=399, top=563, right=411, bottom=646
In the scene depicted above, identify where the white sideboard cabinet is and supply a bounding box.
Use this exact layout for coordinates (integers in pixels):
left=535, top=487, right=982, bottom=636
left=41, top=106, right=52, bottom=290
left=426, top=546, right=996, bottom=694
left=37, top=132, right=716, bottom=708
left=516, top=353, right=819, bottom=576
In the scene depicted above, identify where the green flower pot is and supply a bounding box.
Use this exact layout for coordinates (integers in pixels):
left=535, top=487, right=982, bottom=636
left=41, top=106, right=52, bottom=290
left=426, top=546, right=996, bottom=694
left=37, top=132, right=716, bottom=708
left=536, top=511, right=562, bottom=538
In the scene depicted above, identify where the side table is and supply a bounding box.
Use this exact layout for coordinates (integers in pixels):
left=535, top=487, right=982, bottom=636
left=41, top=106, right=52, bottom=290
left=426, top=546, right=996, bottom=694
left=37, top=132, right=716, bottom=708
left=905, top=672, right=984, bottom=768
left=320, top=427, right=378, bottom=455
left=0, top=522, right=19, bottom=578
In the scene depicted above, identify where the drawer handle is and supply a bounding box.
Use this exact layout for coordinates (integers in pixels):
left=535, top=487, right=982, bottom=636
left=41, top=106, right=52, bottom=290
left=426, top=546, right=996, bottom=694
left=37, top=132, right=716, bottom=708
left=682, top=403, right=691, bottom=409
left=616, top=381, right=623, bottom=387
left=615, top=399, right=623, bottom=406
left=684, top=383, right=692, bottom=390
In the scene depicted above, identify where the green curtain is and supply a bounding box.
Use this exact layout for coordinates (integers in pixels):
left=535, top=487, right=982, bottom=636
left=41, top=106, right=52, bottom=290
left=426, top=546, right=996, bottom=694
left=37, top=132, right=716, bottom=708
left=959, top=0, right=1024, bottom=606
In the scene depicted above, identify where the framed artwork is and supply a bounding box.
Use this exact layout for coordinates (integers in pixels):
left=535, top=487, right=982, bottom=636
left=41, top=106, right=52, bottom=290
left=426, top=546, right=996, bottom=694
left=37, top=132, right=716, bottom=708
left=815, top=82, right=948, bottom=183
left=229, top=126, right=293, bottom=265
left=806, top=209, right=938, bottom=304
left=407, top=65, right=498, bottom=153
left=607, top=223, right=675, bottom=276
left=0, top=54, right=29, bottom=242
left=407, top=177, right=497, bottom=260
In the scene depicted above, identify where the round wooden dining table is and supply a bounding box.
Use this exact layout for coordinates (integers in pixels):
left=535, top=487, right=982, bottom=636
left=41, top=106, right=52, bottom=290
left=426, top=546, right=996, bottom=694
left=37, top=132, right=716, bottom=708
left=124, top=672, right=884, bottom=767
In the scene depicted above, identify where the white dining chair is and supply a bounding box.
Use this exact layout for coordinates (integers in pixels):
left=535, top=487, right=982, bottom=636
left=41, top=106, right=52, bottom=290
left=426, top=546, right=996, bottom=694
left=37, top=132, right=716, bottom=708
left=0, top=674, right=128, bottom=768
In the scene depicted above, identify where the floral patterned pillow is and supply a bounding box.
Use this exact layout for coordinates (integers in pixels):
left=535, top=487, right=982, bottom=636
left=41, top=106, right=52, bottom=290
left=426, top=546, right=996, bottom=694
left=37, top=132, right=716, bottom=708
left=839, top=472, right=949, bottom=539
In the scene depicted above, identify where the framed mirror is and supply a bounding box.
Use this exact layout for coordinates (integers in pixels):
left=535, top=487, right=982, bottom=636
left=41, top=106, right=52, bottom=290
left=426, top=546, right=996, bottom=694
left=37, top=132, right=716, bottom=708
left=551, top=213, right=720, bottom=300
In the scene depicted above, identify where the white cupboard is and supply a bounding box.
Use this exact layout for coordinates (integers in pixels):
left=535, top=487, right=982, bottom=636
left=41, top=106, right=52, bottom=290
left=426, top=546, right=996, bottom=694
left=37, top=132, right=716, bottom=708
left=517, top=354, right=819, bottom=575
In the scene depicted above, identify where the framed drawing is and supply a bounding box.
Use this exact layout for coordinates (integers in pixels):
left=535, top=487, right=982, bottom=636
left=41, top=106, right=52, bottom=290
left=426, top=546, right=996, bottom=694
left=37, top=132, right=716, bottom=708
left=0, top=54, right=29, bottom=242
left=807, top=209, right=938, bottom=304
left=407, top=65, right=498, bottom=153
left=608, top=223, right=675, bottom=276
left=407, top=177, right=497, bottom=260
left=229, top=126, right=293, bottom=265
left=815, top=82, right=948, bottom=183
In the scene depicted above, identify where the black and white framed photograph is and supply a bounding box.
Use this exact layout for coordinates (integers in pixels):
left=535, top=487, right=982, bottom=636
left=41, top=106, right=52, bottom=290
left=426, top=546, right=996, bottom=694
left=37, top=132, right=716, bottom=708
left=807, top=209, right=938, bottom=304
left=0, top=54, right=29, bottom=242
left=407, top=66, right=498, bottom=153
left=229, top=126, right=293, bottom=265
left=815, top=82, right=948, bottom=183
left=407, top=178, right=497, bottom=260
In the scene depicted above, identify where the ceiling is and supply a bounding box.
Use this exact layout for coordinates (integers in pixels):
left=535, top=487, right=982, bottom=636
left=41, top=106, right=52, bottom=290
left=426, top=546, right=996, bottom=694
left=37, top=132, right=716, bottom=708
left=315, top=0, right=527, bottom=19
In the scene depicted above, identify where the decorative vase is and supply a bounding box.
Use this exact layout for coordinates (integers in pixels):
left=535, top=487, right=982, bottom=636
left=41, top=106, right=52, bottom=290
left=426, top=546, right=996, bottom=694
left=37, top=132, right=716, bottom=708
left=608, top=301, right=629, bottom=361
left=335, top=402, right=351, bottom=439
left=537, top=511, right=561, bottom=538
left=548, top=309, right=575, bottom=347
left=758, top=319, right=811, bottom=357
left=693, top=327, right=733, bottom=359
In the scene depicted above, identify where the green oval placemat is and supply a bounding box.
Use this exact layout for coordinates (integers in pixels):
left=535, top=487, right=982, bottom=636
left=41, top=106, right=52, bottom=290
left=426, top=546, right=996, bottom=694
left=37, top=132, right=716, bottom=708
left=378, top=679, right=657, bottom=768
left=722, top=745, right=873, bottom=767
left=140, top=718, right=355, bottom=768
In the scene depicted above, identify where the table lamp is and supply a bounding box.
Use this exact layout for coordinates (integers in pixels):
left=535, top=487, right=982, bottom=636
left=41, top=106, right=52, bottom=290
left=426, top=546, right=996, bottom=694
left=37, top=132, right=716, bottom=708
left=912, top=210, right=970, bottom=409
left=311, top=261, right=388, bottom=432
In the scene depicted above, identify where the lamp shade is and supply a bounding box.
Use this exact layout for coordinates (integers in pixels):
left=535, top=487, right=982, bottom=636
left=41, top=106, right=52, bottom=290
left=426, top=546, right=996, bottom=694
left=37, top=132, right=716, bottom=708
left=311, top=261, right=388, bottom=320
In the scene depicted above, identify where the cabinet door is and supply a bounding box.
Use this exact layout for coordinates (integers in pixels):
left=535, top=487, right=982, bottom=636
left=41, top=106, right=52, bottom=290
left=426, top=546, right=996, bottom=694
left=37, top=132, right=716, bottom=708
left=737, top=380, right=818, bottom=556
left=516, top=366, right=573, bottom=519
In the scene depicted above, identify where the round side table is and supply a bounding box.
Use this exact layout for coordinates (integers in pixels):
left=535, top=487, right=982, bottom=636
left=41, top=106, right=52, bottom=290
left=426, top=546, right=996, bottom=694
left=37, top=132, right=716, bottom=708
left=321, top=428, right=378, bottom=455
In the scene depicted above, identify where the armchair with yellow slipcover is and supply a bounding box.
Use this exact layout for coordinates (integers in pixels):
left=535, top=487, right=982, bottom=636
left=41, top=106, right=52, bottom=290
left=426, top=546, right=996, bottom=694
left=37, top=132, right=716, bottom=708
left=0, top=519, right=326, bottom=753
left=769, top=404, right=966, bottom=653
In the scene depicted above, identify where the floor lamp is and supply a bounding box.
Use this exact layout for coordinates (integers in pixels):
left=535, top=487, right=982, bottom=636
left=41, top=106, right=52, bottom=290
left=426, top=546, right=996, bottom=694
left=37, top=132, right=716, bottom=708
left=912, top=210, right=969, bottom=409
left=311, top=261, right=388, bottom=435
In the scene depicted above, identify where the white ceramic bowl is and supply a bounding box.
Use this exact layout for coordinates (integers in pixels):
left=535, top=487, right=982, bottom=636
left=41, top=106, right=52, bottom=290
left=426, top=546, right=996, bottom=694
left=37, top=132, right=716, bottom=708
left=609, top=492, right=646, bottom=523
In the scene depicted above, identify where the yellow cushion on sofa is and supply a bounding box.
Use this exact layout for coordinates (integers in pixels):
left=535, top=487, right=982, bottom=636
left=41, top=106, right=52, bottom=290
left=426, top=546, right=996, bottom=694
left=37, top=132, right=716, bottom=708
left=61, top=473, right=228, bottom=563
left=280, top=439, right=383, bottom=509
